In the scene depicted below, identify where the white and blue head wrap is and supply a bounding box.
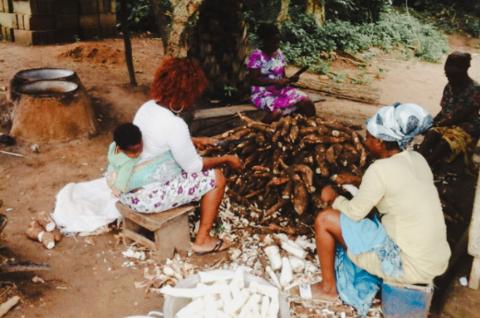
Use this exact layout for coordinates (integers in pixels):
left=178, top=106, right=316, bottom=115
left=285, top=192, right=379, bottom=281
left=366, top=103, right=433, bottom=149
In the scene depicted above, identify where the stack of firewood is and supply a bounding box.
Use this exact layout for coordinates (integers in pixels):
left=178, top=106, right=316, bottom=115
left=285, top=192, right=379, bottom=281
left=205, top=113, right=369, bottom=216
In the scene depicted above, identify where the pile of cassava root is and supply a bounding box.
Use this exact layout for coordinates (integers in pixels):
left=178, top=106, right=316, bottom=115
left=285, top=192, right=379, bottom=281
left=204, top=113, right=369, bottom=217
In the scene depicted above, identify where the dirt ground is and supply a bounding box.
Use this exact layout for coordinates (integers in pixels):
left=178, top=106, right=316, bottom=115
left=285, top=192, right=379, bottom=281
left=0, top=34, right=479, bottom=317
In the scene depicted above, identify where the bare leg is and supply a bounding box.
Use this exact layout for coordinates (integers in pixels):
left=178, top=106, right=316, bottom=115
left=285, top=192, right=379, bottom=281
left=193, top=169, right=226, bottom=248
left=295, top=99, right=316, bottom=117
left=311, top=208, right=346, bottom=299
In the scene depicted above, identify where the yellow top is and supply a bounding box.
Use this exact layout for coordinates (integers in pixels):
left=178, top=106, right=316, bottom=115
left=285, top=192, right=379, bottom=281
left=333, top=150, right=451, bottom=284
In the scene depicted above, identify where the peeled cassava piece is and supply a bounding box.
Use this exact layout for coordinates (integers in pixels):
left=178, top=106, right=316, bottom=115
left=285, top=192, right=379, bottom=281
left=26, top=221, right=55, bottom=249
left=35, top=211, right=56, bottom=232
left=162, top=269, right=281, bottom=318
left=204, top=113, right=368, bottom=217
left=264, top=246, right=282, bottom=271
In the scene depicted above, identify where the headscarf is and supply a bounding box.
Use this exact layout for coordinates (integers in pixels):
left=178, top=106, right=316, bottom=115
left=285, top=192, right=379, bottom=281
left=366, top=103, right=433, bottom=149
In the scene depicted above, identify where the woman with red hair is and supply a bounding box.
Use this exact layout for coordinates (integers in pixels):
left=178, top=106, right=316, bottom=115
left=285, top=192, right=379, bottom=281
left=122, top=58, right=242, bottom=254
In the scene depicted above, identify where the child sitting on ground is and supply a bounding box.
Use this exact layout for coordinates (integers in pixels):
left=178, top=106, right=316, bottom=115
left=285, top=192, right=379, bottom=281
left=106, top=123, right=181, bottom=196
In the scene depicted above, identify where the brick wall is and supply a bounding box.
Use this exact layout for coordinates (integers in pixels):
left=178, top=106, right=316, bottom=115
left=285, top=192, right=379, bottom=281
left=0, top=0, right=116, bottom=45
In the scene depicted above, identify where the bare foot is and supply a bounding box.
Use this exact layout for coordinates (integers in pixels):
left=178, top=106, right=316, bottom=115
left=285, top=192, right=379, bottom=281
left=310, top=282, right=338, bottom=301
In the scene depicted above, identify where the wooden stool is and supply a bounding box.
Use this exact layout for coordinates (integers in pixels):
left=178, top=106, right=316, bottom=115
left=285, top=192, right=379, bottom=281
left=116, top=203, right=194, bottom=261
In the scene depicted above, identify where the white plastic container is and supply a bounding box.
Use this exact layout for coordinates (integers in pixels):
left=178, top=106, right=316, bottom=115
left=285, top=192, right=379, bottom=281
left=163, top=270, right=290, bottom=318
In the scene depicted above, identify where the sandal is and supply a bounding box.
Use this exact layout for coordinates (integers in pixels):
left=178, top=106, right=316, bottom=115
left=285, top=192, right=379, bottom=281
left=192, top=238, right=230, bottom=255
left=293, top=283, right=340, bottom=303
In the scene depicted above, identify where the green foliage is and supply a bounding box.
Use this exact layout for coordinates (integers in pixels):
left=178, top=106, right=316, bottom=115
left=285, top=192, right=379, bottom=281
left=326, top=0, right=393, bottom=23
left=394, top=1, right=480, bottom=37
left=117, top=0, right=156, bottom=31
left=279, top=10, right=448, bottom=72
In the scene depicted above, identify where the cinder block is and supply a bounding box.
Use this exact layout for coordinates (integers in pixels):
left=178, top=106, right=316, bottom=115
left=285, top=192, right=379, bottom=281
left=13, top=0, right=55, bottom=15
left=1, top=26, right=13, bottom=41
left=12, top=13, right=19, bottom=28
left=97, top=0, right=115, bottom=13
left=22, top=14, right=55, bottom=30
left=0, top=12, right=15, bottom=28
left=6, top=0, right=12, bottom=12
left=55, top=29, right=78, bottom=43
left=56, top=0, right=79, bottom=15
left=1, top=0, right=13, bottom=13
left=56, top=14, right=79, bottom=30
left=13, top=29, right=55, bottom=45
left=100, top=13, right=117, bottom=30
left=79, top=0, right=98, bottom=14
left=109, top=0, right=115, bottom=13
left=79, top=14, right=99, bottom=30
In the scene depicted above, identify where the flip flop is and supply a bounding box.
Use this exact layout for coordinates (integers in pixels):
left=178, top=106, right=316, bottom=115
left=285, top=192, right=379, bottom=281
left=293, top=283, right=340, bottom=303
left=192, top=238, right=230, bottom=255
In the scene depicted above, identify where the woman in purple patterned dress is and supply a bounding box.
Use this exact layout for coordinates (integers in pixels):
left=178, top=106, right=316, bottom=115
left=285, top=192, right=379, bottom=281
left=247, top=23, right=315, bottom=122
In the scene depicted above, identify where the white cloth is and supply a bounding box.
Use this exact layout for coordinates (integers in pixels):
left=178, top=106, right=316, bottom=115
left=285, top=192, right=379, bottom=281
left=366, top=103, right=433, bottom=149
left=52, top=178, right=120, bottom=233
left=133, top=100, right=203, bottom=173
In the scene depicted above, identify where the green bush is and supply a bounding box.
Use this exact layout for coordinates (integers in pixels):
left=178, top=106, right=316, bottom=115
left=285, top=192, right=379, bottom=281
left=279, top=10, right=448, bottom=72
left=326, top=0, right=393, bottom=23
left=116, top=0, right=156, bottom=32
left=394, top=1, right=480, bottom=37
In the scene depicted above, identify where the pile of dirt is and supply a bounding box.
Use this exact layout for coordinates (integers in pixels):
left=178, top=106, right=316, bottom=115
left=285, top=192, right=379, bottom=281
left=59, top=44, right=125, bottom=65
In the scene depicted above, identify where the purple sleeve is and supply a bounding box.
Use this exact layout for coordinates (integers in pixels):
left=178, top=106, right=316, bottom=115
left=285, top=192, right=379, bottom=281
left=246, top=50, right=264, bottom=70
left=277, top=50, right=286, bottom=64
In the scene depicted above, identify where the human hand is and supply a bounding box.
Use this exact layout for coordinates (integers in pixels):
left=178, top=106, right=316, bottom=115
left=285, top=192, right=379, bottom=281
left=226, top=155, right=243, bottom=170
left=289, top=74, right=300, bottom=83
left=321, top=185, right=338, bottom=204
left=193, top=137, right=218, bottom=150
left=332, top=173, right=361, bottom=186
left=275, top=78, right=291, bottom=88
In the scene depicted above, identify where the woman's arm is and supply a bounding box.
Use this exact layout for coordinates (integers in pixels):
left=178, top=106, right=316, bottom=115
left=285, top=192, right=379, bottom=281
left=192, top=137, right=218, bottom=150
left=168, top=121, right=205, bottom=173
left=331, top=165, right=385, bottom=221
left=332, top=173, right=362, bottom=187
left=202, top=155, right=243, bottom=170
left=249, top=69, right=290, bottom=87
left=435, top=107, right=475, bottom=127
left=168, top=120, right=243, bottom=172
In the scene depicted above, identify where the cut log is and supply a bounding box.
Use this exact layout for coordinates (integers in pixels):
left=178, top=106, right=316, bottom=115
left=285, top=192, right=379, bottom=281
left=0, top=262, right=50, bottom=273
left=287, top=66, right=380, bottom=105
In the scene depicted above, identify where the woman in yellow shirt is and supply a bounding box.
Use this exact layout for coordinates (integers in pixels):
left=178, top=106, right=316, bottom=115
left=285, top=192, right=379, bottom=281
left=309, top=103, right=451, bottom=314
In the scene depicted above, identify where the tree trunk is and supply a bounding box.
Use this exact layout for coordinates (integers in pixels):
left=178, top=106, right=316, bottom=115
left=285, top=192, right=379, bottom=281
left=277, top=0, right=290, bottom=24
left=119, top=0, right=137, bottom=86
left=166, top=0, right=204, bottom=57
left=188, top=0, right=250, bottom=101
left=305, top=0, right=325, bottom=26
left=149, top=0, right=171, bottom=50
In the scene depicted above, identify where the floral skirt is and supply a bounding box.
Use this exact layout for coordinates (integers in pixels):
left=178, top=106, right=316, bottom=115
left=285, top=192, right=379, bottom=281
left=250, top=85, right=308, bottom=114
left=119, top=169, right=216, bottom=213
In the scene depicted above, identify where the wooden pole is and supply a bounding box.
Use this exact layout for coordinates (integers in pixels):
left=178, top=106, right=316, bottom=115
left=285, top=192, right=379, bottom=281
left=119, top=0, right=137, bottom=86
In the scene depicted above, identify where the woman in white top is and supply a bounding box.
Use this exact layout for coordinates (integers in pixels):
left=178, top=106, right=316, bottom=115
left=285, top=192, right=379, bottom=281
left=121, top=58, right=242, bottom=255
left=308, top=104, right=450, bottom=311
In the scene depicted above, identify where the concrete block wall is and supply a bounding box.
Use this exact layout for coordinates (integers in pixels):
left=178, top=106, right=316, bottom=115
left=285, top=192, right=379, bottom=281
left=0, top=0, right=116, bottom=45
